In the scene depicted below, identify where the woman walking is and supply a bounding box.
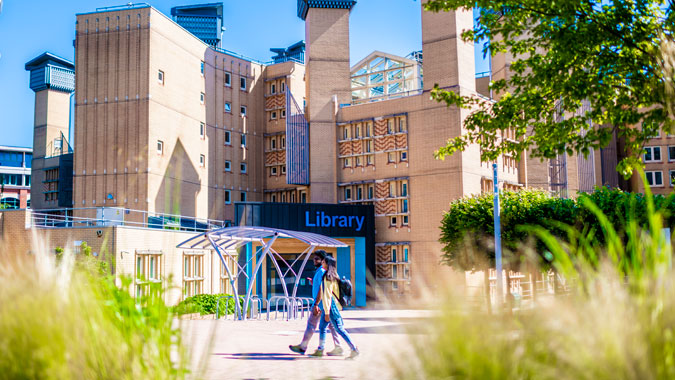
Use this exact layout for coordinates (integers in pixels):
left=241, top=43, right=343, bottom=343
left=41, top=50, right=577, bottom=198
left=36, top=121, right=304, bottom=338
left=310, top=256, right=359, bottom=359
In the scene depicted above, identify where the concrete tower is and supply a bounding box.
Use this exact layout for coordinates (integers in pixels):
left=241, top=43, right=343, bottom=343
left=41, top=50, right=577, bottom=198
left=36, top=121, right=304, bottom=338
left=298, top=0, right=356, bottom=203
left=25, top=53, right=75, bottom=210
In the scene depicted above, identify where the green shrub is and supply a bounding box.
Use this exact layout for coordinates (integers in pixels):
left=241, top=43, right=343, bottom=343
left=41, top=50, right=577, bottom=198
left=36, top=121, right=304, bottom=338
left=174, top=293, right=240, bottom=316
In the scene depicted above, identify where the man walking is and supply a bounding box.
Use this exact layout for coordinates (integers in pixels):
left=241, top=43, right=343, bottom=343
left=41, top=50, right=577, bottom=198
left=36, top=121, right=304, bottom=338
left=289, top=250, right=343, bottom=356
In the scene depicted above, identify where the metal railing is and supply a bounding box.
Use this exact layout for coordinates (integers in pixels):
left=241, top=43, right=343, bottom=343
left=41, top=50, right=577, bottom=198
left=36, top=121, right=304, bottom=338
left=30, top=207, right=229, bottom=232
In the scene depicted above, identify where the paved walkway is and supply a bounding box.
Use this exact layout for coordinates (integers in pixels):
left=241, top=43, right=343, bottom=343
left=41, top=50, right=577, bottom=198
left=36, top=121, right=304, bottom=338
left=182, top=309, right=429, bottom=380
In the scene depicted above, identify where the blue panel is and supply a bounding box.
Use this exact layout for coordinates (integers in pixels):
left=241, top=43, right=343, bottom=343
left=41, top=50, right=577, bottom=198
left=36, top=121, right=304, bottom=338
left=336, top=246, right=351, bottom=281
left=298, top=0, right=357, bottom=20
left=354, top=237, right=366, bottom=307
left=256, top=246, right=264, bottom=298
left=245, top=243, right=252, bottom=291
left=286, top=92, right=310, bottom=185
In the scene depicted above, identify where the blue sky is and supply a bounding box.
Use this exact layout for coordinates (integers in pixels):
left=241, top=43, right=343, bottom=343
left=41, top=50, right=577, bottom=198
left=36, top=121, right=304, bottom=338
left=0, top=0, right=489, bottom=148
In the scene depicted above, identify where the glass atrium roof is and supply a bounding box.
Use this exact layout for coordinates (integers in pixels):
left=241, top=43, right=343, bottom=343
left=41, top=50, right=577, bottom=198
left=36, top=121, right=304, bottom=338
left=350, top=52, right=422, bottom=104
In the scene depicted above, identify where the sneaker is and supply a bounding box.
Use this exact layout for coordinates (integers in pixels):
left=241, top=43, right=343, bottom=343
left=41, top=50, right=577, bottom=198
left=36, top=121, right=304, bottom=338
left=308, top=349, right=324, bottom=358
left=326, top=346, right=344, bottom=356
left=289, top=344, right=306, bottom=355
left=346, top=349, right=360, bottom=360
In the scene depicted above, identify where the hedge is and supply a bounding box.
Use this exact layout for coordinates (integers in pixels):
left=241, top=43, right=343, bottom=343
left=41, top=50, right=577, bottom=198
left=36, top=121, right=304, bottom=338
left=440, top=187, right=675, bottom=271
left=174, top=294, right=239, bottom=316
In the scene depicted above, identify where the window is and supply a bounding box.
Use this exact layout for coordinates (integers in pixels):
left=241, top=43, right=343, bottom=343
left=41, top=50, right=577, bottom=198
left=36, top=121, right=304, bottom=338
left=301, top=192, right=307, bottom=203
left=669, top=146, right=675, bottom=161
left=644, top=146, right=662, bottom=162
left=271, top=111, right=277, bottom=120
left=387, top=120, right=393, bottom=134
left=183, top=252, right=204, bottom=298
left=200, top=61, right=204, bottom=75
left=224, top=130, right=231, bottom=145
left=224, top=160, right=231, bottom=172
left=367, top=155, right=374, bottom=165
left=271, top=138, right=276, bottom=150
left=281, top=165, right=286, bottom=174
left=343, top=126, right=350, bottom=140
left=366, top=122, right=372, bottom=137
left=199, top=154, right=205, bottom=167
left=646, top=171, right=664, bottom=186
left=271, top=83, right=276, bottom=94
left=671, top=170, right=675, bottom=187
left=392, top=282, right=399, bottom=290
left=271, top=194, right=277, bottom=202
left=241, top=162, right=247, bottom=173
left=24, top=175, right=31, bottom=187
left=271, top=167, right=278, bottom=175
left=400, top=151, right=408, bottom=161
left=368, top=185, right=374, bottom=199
left=241, top=134, right=247, bottom=147
left=399, top=118, right=406, bottom=132
left=200, top=122, right=205, bottom=138
left=357, top=187, right=363, bottom=200
left=404, top=247, right=409, bottom=262
left=281, top=109, right=286, bottom=118
left=344, top=158, right=351, bottom=168
left=224, top=190, right=231, bottom=204
left=402, top=199, right=409, bottom=213
left=401, top=182, right=408, bottom=197
left=281, top=82, right=286, bottom=92
left=389, top=182, right=396, bottom=197
left=200, top=92, right=204, bottom=104
left=365, top=140, right=372, bottom=153
left=241, top=106, right=247, bottom=116
left=356, top=156, right=362, bottom=166
left=158, top=70, right=164, bottom=84
left=225, top=72, right=231, bottom=86
left=240, top=192, right=247, bottom=202
left=281, top=136, right=286, bottom=148
left=388, top=152, right=395, bottom=163
left=157, top=140, right=163, bottom=155
left=392, top=248, right=397, bottom=263
left=240, top=77, right=247, bottom=91
left=225, top=102, right=232, bottom=113
left=402, top=215, right=409, bottom=225
left=345, top=187, right=352, bottom=200
left=390, top=216, right=397, bottom=227
left=135, top=252, right=162, bottom=298
left=355, top=125, right=361, bottom=138
left=392, top=265, right=398, bottom=279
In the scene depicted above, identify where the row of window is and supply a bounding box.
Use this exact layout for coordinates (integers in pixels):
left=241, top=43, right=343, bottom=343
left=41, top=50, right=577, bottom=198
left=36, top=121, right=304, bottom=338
left=0, top=152, right=32, bottom=168
left=159, top=68, right=248, bottom=91
left=196, top=124, right=246, bottom=146
left=643, top=146, right=675, bottom=163
left=268, top=81, right=286, bottom=95
left=268, top=109, right=286, bottom=120
left=342, top=151, right=407, bottom=168
left=340, top=117, right=407, bottom=141
left=267, top=135, right=286, bottom=151
left=645, top=170, right=675, bottom=187
left=224, top=190, right=247, bottom=204
left=268, top=165, right=286, bottom=176
left=267, top=191, right=308, bottom=203
left=1, top=174, right=30, bottom=187
left=342, top=180, right=408, bottom=202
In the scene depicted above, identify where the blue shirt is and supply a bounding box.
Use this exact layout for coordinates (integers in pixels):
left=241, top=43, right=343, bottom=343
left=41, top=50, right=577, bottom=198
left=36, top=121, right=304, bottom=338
left=312, top=267, right=325, bottom=306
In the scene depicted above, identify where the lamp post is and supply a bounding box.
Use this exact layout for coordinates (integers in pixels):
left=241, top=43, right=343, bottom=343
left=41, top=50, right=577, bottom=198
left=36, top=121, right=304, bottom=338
left=493, top=163, right=503, bottom=307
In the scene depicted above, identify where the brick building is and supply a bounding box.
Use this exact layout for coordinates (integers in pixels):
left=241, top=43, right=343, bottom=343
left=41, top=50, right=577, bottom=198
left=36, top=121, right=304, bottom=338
left=12, top=0, right=671, bottom=302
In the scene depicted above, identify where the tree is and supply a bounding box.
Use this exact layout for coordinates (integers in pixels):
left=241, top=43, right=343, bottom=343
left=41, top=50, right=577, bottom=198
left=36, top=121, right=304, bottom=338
left=426, top=0, right=675, bottom=176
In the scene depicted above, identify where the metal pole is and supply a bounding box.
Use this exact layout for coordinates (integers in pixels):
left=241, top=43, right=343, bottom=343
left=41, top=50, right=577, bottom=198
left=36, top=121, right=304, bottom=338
left=493, top=163, right=503, bottom=307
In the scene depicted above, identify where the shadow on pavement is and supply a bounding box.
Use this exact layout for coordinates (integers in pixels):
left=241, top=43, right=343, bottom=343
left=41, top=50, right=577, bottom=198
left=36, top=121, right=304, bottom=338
left=214, top=352, right=312, bottom=361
